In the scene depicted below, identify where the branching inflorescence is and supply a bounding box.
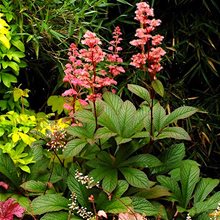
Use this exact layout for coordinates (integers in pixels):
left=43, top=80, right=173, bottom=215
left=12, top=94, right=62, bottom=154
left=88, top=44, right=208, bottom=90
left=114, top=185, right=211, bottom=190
left=62, top=27, right=124, bottom=119
left=130, top=2, right=166, bottom=81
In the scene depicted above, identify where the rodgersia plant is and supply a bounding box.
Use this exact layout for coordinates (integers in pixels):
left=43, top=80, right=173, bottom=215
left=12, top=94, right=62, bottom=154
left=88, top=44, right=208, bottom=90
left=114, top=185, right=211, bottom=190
left=1, top=2, right=220, bottom=220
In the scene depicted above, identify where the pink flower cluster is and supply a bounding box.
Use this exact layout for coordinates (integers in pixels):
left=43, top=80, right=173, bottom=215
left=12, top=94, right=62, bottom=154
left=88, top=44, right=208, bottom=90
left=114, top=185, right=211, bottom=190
left=63, top=27, right=124, bottom=114
left=0, top=198, right=25, bottom=220
left=130, top=2, right=166, bottom=80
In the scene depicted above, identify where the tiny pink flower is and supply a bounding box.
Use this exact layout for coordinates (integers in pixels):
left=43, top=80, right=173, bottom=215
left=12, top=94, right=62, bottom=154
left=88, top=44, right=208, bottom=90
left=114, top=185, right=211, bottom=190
left=79, top=99, right=88, bottom=106
left=63, top=103, right=73, bottom=111
left=62, top=88, right=78, bottom=96
left=0, top=181, right=9, bottom=190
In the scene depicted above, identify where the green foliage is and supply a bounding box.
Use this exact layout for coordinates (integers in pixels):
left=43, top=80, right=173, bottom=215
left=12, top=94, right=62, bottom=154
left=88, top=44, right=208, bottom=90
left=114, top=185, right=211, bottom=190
left=157, top=160, right=220, bottom=218
left=31, top=194, right=69, bottom=215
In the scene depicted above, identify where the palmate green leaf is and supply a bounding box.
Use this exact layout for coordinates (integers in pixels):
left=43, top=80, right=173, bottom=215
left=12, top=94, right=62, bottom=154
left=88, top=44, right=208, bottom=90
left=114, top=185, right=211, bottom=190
left=95, top=127, right=117, bottom=139
left=63, top=139, right=87, bottom=158
left=127, top=84, right=151, bottom=104
left=75, top=109, right=95, bottom=123
left=151, top=79, right=164, bottom=97
left=0, top=149, right=20, bottom=187
left=157, top=175, right=182, bottom=202
left=20, top=180, right=47, bottom=193
left=113, top=180, right=129, bottom=198
left=102, top=92, right=123, bottom=113
left=88, top=167, right=109, bottom=182
left=115, top=136, right=132, bottom=145
left=102, top=168, right=118, bottom=193
left=103, top=197, right=132, bottom=213
left=194, top=178, right=219, bottom=203
left=119, top=154, right=162, bottom=168
left=32, top=194, right=69, bottom=215
left=118, top=100, right=137, bottom=137
left=41, top=211, right=68, bottom=220
left=162, top=106, right=198, bottom=127
left=155, top=127, right=191, bottom=140
left=153, top=102, right=166, bottom=131
left=190, top=192, right=220, bottom=216
left=98, top=102, right=120, bottom=133
left=67, top=123, right=95, bottom=139
left=132, top=197, right=158, bottom=216
left=180, top=161, right=200, bottom=208
left=120, top=167, right=150, bottom=188
left=153, top=143, right=185, bottom=174
left=134, top=185, right=171, bottom=199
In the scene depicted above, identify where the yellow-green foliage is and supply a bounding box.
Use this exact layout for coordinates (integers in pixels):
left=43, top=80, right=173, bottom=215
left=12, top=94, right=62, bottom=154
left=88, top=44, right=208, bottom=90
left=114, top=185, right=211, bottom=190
left=0, top=13, right=10, bottom=49
left=0, top=111, right=37, bottom=173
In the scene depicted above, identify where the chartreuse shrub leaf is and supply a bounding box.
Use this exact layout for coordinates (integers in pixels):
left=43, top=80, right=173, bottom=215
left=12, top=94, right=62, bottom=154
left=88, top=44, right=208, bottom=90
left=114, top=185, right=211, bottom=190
left=180, top=161, right=200, bottom=208
left=127, top=84, right=151, bottom=104
left=132, top=197, right=158, bottom=216
left=151, top=79, right=164, bottom=97
left=47, top=95, right=65, bottom=114
left=1, top=73, right=17, bottom=87
left=120, top=167, right=150, bottom=188
left=41, top=211, right=68, bottom=220
left=0, top=149, right=20, bottom=187
left=162, top=106, right=198, bottom=127
left=155, top=127, right=191, bottom=141
left=32, top=194, right=69, bottom=215
left=194, top=178, right=219, bottom=203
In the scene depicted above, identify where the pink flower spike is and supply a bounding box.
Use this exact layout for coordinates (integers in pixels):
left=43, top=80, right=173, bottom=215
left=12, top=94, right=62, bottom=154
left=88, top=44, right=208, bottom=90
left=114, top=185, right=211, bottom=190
left=0, top=198, right=25, bottom=220
left=0, top=181, right=9, bottom=190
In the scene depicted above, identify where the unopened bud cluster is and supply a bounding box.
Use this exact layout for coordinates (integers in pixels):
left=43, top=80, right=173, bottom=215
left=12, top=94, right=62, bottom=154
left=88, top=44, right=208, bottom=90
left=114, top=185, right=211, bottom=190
left=186, top=213, right=192, bottom=220
left=68, top=193, right=93, bottom=220
left=46, top=129, right=67, bottom=151
left=209, top=202, right=220, bottom=220
left=75, top=170, right=99, bottom=189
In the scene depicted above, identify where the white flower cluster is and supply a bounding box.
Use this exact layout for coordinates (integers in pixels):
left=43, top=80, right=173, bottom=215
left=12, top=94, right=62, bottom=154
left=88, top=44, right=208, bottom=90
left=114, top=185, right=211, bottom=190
left=68, top=193, right=93, bottom=220
left=46, top=130, right=67, bottom=151
left=75, top=169, right=99, bottom=189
